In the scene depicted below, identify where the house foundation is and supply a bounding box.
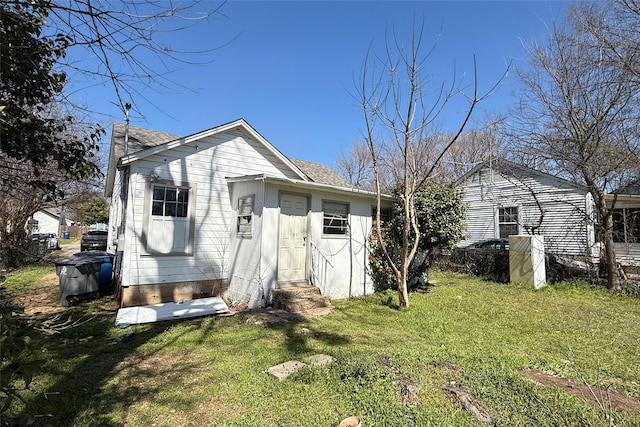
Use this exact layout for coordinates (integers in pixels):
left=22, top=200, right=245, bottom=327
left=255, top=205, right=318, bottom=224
left=120, top=279, right=228, bottom=307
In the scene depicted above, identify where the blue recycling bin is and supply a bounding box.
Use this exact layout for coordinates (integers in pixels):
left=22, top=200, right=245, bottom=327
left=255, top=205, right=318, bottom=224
left=72, top=251, right=113, bottom=287
left=62, top=231, right=70, bottom=239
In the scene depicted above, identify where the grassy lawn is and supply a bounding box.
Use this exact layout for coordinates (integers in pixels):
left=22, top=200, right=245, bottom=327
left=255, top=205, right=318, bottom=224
left=2, top=267, right=640, bottom=426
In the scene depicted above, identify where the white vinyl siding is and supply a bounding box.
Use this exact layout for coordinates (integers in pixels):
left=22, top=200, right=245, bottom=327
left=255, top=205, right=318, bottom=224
left=459, top=166, right=596, bottom=259
left=122, top=130, right=296, bottom=287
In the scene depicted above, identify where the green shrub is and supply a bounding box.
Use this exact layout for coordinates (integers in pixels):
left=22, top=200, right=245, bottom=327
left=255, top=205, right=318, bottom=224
left=369, top=183, right=466, bottom=292
left=470, top=247, right=510, bottom=283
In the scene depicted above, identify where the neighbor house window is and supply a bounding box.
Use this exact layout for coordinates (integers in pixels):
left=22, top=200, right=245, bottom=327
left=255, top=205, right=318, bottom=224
left=27, top=219, right=39, bottom=231
left=323, top=200, right=349, bottom=235
left=613, top=208, right=640, bottom=244
left=371, top=206, right=392, bottom=225
left=498, top=207, right=519, bottom=238
left=143, top=182, right=195, bottom=255
left=237, top=195, right=254, bottom=238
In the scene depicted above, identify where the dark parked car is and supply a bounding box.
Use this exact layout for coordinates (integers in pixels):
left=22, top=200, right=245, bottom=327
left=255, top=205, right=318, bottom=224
left=80, top=230, right=108, bottom=251
left=451, top=239, right=511, bottom=281
left=464, top=238, right=509, bottom=251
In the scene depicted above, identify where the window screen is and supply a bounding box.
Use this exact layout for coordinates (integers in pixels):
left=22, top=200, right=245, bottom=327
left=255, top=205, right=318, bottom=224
left=323, top=201, right=349, bottom=235
left=237, top=195, right=254, bottom=238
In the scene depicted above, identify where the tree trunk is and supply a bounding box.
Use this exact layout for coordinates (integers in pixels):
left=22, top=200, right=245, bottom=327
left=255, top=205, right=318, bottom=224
left=601, top=213, right=622, bottom=291
left=398, top=262, right=410, bottom=309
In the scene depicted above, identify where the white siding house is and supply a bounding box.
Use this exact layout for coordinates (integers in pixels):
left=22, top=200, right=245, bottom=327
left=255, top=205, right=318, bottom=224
left=456, top=159, right=599, bottom=262
left=105, top=119, right=392, bottom=308
left=26, top=209, right=63, bottom=235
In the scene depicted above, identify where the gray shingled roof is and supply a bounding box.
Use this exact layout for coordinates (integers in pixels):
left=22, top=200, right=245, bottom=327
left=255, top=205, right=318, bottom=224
left=111, top=122, right=180, bottom=158
left=290, top=158, right=354, bottom=188
left=105, top=123, right=181, bottom=197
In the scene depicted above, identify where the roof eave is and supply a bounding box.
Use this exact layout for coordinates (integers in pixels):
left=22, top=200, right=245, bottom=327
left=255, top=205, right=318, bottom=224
left=228, top=175, right=394, bottom=201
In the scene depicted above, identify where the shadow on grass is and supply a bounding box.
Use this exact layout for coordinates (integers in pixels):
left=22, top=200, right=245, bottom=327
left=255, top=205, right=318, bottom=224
left=20, top=302, right=354, bottom=425
left=243, top=309, right=353, bottom=357
left=19, top=300, right=231, bottom=426
left=280, top=322, right=352, bottom=355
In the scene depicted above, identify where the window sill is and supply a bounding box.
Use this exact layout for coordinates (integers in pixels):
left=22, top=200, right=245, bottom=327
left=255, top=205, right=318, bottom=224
left=322, top=234, right=349, bottom=239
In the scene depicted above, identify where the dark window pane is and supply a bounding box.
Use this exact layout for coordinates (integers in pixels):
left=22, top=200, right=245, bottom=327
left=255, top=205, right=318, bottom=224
left=152, top=201, right=164, bottom=216
left=499, top=207, right=518, bottom=223
left=613, top=209, right=625, bottom=243
left=151, top=186, right=189, bottom=217
left=177, top=203, right=188, bottom=218
left=372, top=207, right=392, bottom=223
left=165, top=203, right=177, bottom=217
left=323, top=200, right=349, bottom=235
left=324, top=215, right=347, bottom=234
left=153, top=186, right=165, bottom=201
left=499, top=224, right=518, bottom=239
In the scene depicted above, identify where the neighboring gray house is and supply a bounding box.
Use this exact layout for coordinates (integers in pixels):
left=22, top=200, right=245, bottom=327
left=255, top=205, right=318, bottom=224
left=456, top=159, right=600, bottom=262
left=105, top=118, right=393, bottom=308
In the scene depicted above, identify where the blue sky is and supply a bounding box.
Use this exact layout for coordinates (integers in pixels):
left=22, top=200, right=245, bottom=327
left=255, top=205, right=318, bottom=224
left=69, top=1, right=568, bottom=169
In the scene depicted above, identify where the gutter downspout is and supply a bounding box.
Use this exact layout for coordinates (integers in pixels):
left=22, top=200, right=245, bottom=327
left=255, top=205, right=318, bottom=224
left=115, top=103, right=132, bottom=304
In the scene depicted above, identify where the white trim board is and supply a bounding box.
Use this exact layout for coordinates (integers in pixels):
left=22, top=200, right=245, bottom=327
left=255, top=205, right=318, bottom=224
left=115, top=297, right=230, bottom=326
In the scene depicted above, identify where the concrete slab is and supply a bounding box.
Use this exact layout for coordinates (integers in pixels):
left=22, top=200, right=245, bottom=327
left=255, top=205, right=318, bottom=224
left=267, top=360, right=307, bottom=380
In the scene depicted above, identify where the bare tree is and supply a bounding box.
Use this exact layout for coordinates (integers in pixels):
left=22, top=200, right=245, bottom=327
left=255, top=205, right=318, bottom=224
left=1, top=1, right=228, bottom=266
left=510, top=1, right=640, bottom=290
left=359, top=21, right=499, bottom=308
left=40, top=0, right=228, bottom=118
left=440, top=122, right=506, bottom=180
left=2, top=0, right=227, bottom=180
left=334, top=142, right=377, bottom=191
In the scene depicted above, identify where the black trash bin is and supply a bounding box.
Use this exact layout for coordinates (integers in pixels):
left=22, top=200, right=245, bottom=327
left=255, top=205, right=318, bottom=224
left=71, top=251, right=114, bottom=290
left=54, top=255, right=103, bottom=306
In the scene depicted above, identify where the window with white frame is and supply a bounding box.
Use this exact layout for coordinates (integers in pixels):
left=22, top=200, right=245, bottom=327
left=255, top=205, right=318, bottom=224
left=237, top=195, right=254, bottom=238
left=498, top=206, right=519, bottom=238
left=152, top=185, right=189, bottom=218
left=323, top=200, right=349, bottom=235
left=27, top=219, right=39, bottom=231
left=143, top=182, right=194, bottom=255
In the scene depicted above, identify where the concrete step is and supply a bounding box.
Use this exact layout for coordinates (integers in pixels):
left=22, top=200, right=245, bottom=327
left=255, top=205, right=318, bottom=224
left=272, top=285, right=330, bottom=313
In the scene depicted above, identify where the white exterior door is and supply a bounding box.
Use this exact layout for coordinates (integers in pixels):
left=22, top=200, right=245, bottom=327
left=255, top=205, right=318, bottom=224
left=278, top=194, right=308, bottom=282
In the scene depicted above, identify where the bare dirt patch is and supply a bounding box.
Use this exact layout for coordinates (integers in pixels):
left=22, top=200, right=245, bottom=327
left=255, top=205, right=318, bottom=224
left=10, top=266, right=118, bottom=316
left=520, top=368, right=640, bottom=418
left=13, top=271, right=65, bottom=316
